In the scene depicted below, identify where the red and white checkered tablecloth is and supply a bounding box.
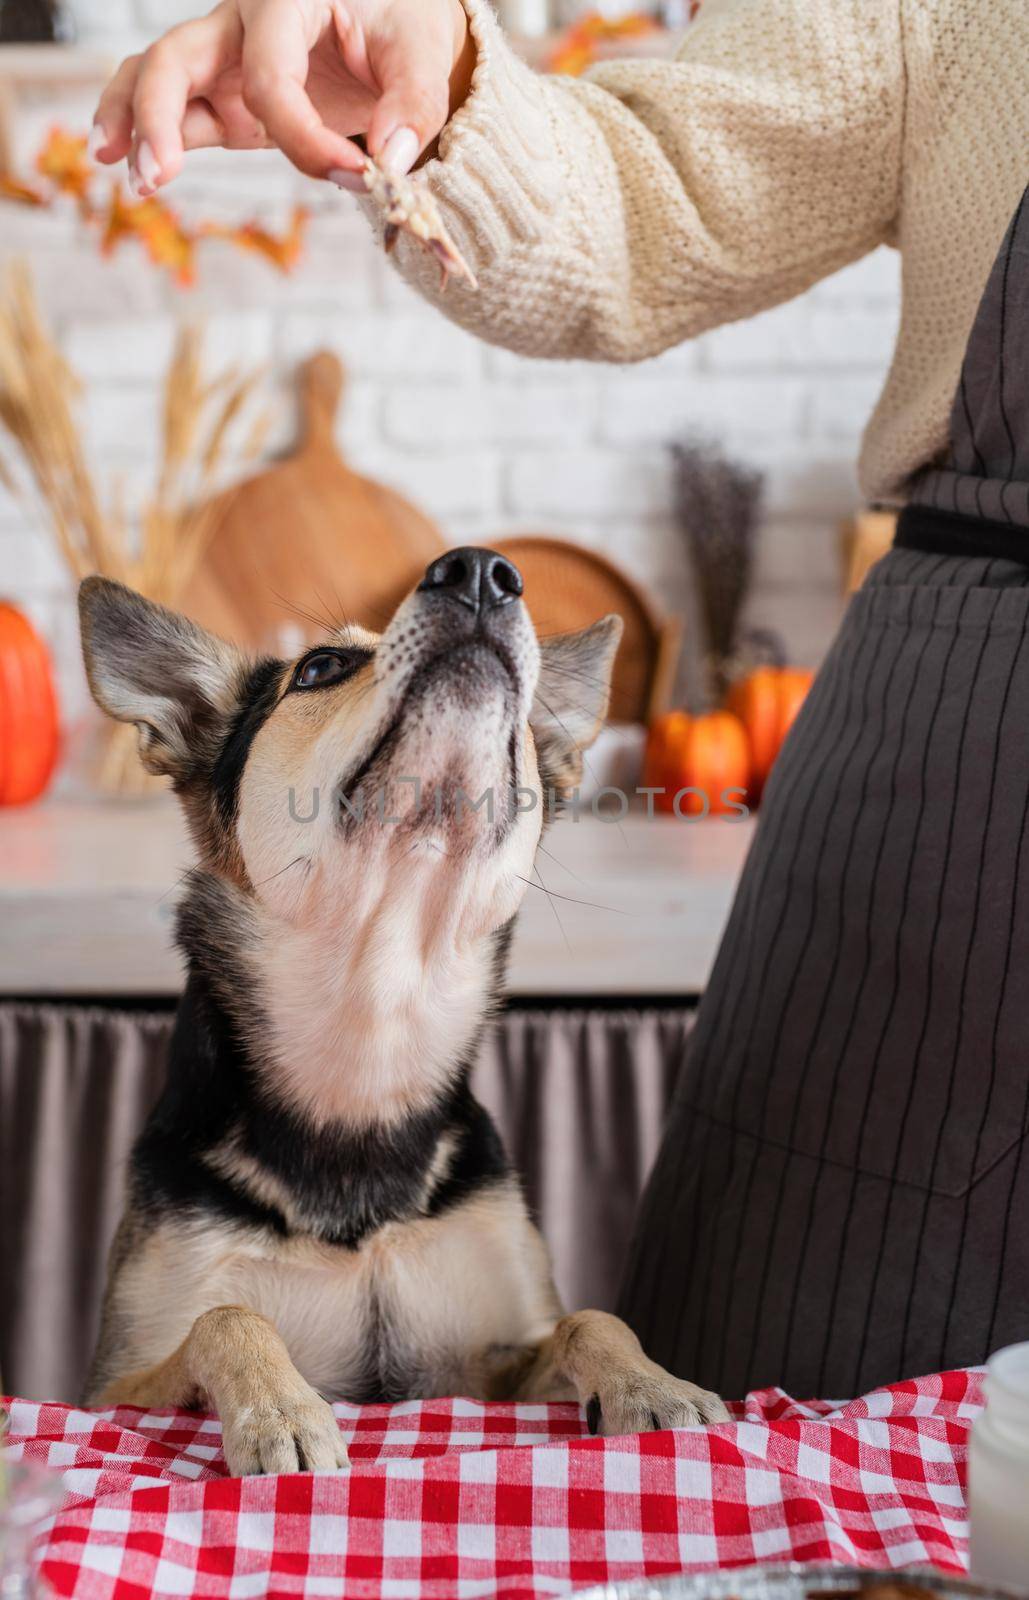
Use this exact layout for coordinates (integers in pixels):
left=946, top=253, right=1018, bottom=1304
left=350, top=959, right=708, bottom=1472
left=4, top=1369, right=980, bottom=1600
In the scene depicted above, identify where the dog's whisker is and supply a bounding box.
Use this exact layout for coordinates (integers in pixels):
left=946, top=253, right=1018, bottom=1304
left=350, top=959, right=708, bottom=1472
left=533, top=686, right=631, bottom=852
left=155, top=868, right=194, bottom=909
left=539, top=661, right=637, bottom=720
left=252, top=855, right=311, bottom=889
left=511, top=872, right=629, bottom=916
left=310, top=579, right=347, bottom=637
left=535, top=839, right=590, bottom=888
left=328, top=581, right=358, bottom=639
left=267, top=586, right=339, bottom=640
left=298, top=547, right=347, bottom=635
left=532, top=859, right=572, bottom=956
left=266, top=590, right=325, bottom=631
left=539, top=660, right=617, bottom=693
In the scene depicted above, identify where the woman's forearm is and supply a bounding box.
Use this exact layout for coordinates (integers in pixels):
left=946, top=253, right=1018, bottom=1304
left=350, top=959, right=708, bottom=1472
left=370, top=0, right=904, bottom=365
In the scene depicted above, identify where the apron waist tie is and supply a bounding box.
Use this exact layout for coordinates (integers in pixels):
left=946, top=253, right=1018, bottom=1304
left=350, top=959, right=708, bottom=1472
left=895, top=502, right=1029, bottom=566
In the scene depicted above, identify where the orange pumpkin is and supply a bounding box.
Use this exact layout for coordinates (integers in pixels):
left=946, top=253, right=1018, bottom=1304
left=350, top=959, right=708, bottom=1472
left=0, top=602, right=59, bottom=805
left=642, top=709, right=689, bottom=792
left=727, top=665, right=814, bottom=802
left=645, top=709, right=750, bottom=817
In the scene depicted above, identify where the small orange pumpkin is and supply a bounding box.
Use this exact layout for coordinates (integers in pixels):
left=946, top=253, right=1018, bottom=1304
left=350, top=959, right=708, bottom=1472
left=642, top=709, right=689, bottom=793
left=645, top=709, right=750, bottom=817
left=727, top=665, right=814, bottom=802
left=0, top=601, right=60, bottom=805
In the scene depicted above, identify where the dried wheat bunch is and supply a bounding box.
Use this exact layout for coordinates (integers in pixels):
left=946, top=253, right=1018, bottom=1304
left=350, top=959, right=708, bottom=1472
left=0, top=262, right=270, bottom=791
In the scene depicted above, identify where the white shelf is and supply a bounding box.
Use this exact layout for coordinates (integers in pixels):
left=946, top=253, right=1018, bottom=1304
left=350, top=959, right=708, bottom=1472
left=0, top=43, right=118, bottom=83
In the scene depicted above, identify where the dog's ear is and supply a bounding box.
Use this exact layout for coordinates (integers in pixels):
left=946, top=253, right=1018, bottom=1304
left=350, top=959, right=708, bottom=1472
left=79, top=576, right=245, bottom=779
left=531, top=614, right=623, bottom=794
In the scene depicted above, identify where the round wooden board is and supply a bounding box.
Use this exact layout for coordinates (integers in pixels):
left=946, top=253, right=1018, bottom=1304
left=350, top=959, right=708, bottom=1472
left=491, top=535, right=680, bottom=724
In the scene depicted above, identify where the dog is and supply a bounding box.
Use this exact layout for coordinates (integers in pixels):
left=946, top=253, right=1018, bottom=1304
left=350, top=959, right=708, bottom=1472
left=78, top=547, right=727, bottom=1475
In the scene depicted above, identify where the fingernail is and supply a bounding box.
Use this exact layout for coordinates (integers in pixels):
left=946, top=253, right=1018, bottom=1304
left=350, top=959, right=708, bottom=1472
left=327, top=167, right=366, bottom=194
left=127, top=162, right=151, bottom=199
left=380, top=126, right=419, bottom=176
left=87, top=121, right=107, bottom=160
left=136, top=140, right=161, bottom=189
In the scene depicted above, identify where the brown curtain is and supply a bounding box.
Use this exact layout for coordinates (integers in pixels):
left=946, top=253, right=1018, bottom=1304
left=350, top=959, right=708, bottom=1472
left=0, top=1002, right=691, bottom=1403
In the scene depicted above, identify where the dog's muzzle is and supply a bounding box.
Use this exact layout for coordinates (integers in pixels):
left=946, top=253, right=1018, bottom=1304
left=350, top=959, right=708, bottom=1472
left=335, top=549, right=533, bottom=830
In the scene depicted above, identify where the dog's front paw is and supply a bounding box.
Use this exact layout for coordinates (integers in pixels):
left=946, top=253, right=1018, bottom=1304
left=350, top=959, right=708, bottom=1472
left=584, top=1369, right=729, bottom=1437
left=223, top=1387, right=350, bottom=1476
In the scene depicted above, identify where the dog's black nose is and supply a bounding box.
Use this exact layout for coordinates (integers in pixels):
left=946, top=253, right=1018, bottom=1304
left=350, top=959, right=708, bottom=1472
left=419, top=547, right=523, bottom=612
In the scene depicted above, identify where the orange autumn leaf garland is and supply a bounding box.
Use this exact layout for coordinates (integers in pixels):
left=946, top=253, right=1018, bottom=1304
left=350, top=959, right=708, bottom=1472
left=547, top=11, right=662, bottom=76
left=2, top=126, right=309, bottom=287
left=35, top=126, right=92, bottom=202
left=0, top=175, right=47, bottom=207
left=102, top=189, right=197, bottom=286
left=220, top=208, right=308, bottom=272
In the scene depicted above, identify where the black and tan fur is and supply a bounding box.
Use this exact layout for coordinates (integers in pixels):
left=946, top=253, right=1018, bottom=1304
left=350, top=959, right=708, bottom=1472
left=79, top=548, right=726, bottom=1475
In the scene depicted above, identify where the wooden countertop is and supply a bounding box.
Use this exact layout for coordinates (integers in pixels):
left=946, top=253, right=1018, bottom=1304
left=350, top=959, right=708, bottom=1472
left=0, top=798, right=754, bottom=999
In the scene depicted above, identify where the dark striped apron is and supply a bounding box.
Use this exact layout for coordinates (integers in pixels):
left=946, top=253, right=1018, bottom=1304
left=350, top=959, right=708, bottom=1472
left=618, top=190, right=1029, bottom=1400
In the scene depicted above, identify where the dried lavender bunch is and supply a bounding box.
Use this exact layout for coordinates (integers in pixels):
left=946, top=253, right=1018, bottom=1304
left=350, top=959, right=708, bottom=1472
left=670, top=438, right=763, bottom=704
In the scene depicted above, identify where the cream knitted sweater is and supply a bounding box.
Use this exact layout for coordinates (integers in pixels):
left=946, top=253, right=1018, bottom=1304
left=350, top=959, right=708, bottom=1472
left=372, top=0, right=1029, bottom=507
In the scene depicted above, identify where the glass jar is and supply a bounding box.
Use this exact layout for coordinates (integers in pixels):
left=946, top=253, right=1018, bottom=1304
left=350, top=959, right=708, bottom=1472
left=969, top=1342, right=1029, bottom=1587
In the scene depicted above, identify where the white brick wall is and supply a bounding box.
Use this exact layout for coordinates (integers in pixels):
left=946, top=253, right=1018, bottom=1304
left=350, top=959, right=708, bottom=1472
left=1, top=4, right=902, bottom=740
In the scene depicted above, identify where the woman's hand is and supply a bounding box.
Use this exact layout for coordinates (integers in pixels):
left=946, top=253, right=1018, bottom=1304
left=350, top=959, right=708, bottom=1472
left=91, top=0, right=475, bottom=195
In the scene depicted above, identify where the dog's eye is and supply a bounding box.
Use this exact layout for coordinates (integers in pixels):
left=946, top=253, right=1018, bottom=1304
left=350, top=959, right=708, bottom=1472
left=291, top=650, right=362, bottom=692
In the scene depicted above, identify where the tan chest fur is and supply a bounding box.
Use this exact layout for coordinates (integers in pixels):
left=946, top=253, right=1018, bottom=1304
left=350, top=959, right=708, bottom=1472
left=112, top=1184, right=562, bottom=1401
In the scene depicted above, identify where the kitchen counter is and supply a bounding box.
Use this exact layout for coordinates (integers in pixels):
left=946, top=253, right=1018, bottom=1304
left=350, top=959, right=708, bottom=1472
left=0, top=798, right=754, bottom=998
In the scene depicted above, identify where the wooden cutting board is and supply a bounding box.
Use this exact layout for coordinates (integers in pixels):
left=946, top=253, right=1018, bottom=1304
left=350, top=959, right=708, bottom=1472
left=181, top=351, right=445, bottom=651
left=492, top=535, right=681, bottom=724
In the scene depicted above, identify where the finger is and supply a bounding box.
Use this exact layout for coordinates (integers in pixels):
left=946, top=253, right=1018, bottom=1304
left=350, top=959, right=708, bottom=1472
left=181, top=96, right=271, bottom=156
left=181, top=100, right=227, bottom=151
left=211, top=90, right=269, bottom=148
left=365, top=20, right=452, bottom=175
left=241, top=0, right=363, bottom=179
left=131, top=8, right=243, bottom=192
left=92, top=54, right=142, bottom=165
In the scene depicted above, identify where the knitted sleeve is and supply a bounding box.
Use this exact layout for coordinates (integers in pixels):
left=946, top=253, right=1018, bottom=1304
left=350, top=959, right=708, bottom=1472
left=365, top=0, right=904, bottom=363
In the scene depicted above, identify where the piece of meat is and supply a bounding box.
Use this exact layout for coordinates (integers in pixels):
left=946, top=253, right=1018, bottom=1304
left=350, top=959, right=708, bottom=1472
left=361, top=157, right=478, bottom=291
